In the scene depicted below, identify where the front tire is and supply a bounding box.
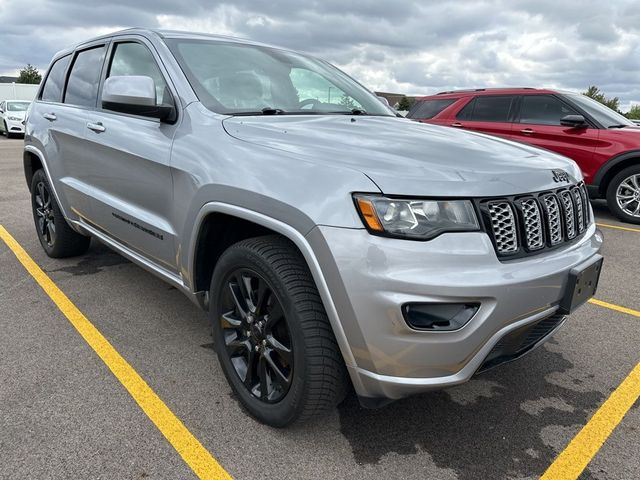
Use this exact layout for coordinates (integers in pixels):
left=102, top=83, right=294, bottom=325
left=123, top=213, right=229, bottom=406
left=210, top=235, right=348, bottom=427
left=30, top=169, right=91, bottom=257
left=606, top=165, right=640, bottom=224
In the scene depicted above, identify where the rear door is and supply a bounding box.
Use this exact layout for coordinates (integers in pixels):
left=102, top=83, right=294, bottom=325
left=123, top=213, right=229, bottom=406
left=80, top=37, right=180, bottom=272
left=29, top=45, right=108, bottom=221
left=452, top=95, right=516, bottom=139
left=511, top=94, right=598, bottom=165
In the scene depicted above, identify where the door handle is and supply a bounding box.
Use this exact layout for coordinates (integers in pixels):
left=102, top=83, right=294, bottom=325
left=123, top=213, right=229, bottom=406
left=520, top=128, right=535, bottom=134
left=451, top=122, right=463, bottom=127
left=43, top=113, right=57, bottom=121
left=87, top=122, right=106, bottom=133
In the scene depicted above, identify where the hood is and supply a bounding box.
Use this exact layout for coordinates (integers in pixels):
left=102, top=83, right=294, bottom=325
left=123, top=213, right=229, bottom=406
left=6, top=110, right=26, bottom=120
left=222, top=115, right=582, bottom=197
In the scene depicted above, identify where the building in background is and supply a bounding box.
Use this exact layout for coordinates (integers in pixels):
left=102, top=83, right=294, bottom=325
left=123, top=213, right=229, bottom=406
left=374, top=91, right=416, bottom=115
left=0, top=82, right=39, bottom=101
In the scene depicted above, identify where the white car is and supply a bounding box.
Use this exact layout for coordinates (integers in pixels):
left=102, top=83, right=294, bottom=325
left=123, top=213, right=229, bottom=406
left=0, top=100, right=30, bottom=137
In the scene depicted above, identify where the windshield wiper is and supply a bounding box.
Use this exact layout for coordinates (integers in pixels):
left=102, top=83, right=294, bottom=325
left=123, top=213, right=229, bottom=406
left=261, top=107, right=287, bottom=115
left=608, top=124, right=629, bottom=129
left=230, top=107, right=287, bottom=116
left=326, top=108, right=368, bottom=115
left=327, top=108, right=368, bottom=115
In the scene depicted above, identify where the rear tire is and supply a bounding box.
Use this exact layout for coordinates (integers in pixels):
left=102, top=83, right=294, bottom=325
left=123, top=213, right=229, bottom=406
left=210, top=235, right=348, bottom=427
left=30, top=169, right=91, bottom=258
left=606, top=165, right=640, bottom=224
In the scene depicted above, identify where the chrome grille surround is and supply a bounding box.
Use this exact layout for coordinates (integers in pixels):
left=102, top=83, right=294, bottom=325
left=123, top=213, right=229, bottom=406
left=560, top=191, right=576, bottom=239
left=520, top=198, right=544, bottom=250
left=541, top=194, right=563, bottom=245
left=481, top=183, right=591, bottom=259
left=579, top=185, right=590, bottom=224
left=487, top=202, right=518, bottom=254
left=572, top=186, right=585, bottom=233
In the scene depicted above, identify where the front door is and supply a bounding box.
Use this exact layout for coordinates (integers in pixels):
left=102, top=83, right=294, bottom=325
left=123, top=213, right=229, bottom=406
left=80, top=38, right=180, bottom=272
left=510, top=95, right=599, bottom=168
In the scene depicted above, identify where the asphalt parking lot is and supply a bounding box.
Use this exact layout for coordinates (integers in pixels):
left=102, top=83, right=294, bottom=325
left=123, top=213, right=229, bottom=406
left=0, top=136, right=638, bottom=480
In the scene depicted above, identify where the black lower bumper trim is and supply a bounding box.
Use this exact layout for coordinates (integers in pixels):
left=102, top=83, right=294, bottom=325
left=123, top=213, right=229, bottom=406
left=476, top=313, right=566, bottom=374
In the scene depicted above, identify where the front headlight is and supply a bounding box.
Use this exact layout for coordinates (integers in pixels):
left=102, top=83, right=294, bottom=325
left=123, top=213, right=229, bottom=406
left=8, top=116, right=21, bottom=121
left=354, top=194, right=480, bottom=240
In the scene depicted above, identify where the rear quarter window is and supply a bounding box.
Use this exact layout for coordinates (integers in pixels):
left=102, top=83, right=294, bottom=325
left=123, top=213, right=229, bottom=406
left=41, top=55, right=71, bottom=103
left=407, top=99, right=456, bottom=119
left=456, top=95, right=515, bottom=122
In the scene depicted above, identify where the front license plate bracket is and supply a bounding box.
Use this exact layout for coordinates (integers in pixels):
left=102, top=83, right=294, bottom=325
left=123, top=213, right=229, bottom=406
left=559, top=255, right=603, bottom=314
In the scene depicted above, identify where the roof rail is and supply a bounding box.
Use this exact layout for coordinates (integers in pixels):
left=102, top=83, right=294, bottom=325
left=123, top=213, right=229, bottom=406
left=436, top=87, right=536, bottom=95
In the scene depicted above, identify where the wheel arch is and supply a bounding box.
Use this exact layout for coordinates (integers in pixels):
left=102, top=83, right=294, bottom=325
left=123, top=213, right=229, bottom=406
left=23, top=149, right=44, bottom=192
left=188, top=202, right=357, bottom=369
left=593, top=150, right=640, bottom=197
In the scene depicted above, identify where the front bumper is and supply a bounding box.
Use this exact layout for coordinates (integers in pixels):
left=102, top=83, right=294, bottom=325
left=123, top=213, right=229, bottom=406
left=4, top=118, right=25, bottom=134
left=307, top=223, right=603, bottom=400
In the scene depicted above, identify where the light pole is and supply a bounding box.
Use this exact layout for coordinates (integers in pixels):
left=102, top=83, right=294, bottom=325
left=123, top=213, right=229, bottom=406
left=328, top=86, right=334, bottom=104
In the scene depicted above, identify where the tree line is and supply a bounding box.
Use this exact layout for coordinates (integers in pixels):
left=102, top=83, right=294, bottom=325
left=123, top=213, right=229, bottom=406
left=582, top=85, right=639, bottom=120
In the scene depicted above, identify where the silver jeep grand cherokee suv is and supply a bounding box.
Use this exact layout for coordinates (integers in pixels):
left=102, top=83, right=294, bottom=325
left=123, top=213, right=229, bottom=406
left=25, top=29, right=603, bottom=427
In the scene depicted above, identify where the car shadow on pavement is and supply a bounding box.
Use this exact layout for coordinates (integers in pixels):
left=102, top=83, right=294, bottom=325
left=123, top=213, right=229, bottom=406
left=46, top=242, right=129, bottom=276
left=338, top=344, right=603, bottom=480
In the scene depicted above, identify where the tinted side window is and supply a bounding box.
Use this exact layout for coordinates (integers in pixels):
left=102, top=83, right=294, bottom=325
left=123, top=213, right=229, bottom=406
left=456, top=98, right=476, bottom=120
left=463, top=95, right=514, bottom=122
left=41, top=55, right=71, bottom=103
left=108, top=42, right=169, bottom=105
left=64, top=46, right=107, bottom=108
left=407, top=99, right=456, bottom=119
left=519, top=95, right=577, bottom=126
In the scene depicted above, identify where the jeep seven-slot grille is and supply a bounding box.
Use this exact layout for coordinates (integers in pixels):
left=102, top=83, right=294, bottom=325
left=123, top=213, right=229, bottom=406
left=481, top=183, right=591, bottom=259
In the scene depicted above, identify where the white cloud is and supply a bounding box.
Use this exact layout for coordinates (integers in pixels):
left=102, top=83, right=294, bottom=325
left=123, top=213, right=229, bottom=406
left=1, top=0, right=638, bottom=110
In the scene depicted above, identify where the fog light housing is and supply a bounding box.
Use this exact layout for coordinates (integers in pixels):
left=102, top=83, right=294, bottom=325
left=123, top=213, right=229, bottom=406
left=402, top=303, right=479, bottom=331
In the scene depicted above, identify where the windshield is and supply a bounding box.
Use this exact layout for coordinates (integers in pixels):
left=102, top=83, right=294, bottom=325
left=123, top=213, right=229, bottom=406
left=165, top=39, right=394, bottom=116
left=563, top=94, right=634, bottom=128
left=6, top=101, right=30, bottom=112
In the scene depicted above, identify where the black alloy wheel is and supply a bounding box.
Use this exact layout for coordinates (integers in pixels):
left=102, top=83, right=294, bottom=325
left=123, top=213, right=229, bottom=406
left=219, top=268, right=293, bottom=403
left=210, top=236, right=349, bottom=427
left=34, top=180, right=56, bottom=247
left=30, top=169, right=91, bottom=258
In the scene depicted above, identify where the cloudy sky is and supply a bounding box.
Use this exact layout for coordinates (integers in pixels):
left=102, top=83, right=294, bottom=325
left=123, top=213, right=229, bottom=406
left=1, top=0, right=639, bottom=110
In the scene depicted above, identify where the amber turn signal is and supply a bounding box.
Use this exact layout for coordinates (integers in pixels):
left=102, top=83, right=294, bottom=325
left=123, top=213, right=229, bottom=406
left=355, top=197, right=384, bottom=232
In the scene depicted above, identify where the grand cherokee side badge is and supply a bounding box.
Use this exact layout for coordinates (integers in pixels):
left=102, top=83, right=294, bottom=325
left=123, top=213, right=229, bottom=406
left=552, top=169, right=570, bottom=183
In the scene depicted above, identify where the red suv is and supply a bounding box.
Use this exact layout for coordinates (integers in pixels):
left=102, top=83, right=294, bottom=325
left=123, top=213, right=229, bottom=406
left=408, top=88, right=640, bottom=224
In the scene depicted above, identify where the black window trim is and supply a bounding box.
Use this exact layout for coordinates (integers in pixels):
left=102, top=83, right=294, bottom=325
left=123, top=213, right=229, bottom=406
left=96, top=34, right=180, bottom=124
left=61, top=41, right=111, bottom=110
left=455, top=94, right=518, bottom=123
left=513, top=93, right=597, bottom=129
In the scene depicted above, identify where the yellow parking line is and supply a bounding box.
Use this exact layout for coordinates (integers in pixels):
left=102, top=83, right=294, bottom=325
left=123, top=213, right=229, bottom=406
left=588, top=298, right=640, bottom=318
left=541, top=299, right=640, bottom=479
left=596, top=222, right=640, bottom=233
left=0, top=225, right=232, bottom=480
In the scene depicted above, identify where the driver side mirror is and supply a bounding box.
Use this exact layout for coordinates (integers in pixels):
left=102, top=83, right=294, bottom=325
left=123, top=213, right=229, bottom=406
left=560, top=114, right=588, bottom=128
left=102, top=75, right=175, bottom=122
